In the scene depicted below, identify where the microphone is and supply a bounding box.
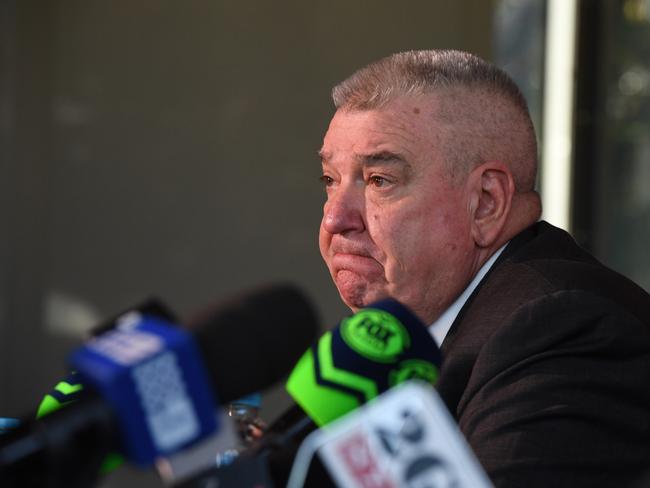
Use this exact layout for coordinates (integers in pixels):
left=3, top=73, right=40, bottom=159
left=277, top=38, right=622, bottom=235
left=186, top=285, right=319, bottom=404
left=286, top=298, right=441, bottom=424
left=0, top=283, right=319, bottom=488
left=266, top=299, right=440, bottom=449
left=178, top=299, right=442, bottom=488
left=265, top=298, right=441, bottom=485
left=288, top=381, right=493, bottom=488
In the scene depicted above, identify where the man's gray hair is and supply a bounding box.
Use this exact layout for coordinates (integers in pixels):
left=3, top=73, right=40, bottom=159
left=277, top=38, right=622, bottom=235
left=333, top=50, right=528, bottom=112
left=332, top=50, right=538, bottom=191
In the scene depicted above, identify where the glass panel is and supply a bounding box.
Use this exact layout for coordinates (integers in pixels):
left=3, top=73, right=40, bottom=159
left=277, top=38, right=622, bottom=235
left=579, top=0, right=650, bottom=290
left=493, top=0, right=547, bottom=162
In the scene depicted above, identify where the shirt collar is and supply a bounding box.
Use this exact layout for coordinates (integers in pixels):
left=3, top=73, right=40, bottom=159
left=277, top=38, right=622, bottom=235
left=428, top=244, right=507, bottom=347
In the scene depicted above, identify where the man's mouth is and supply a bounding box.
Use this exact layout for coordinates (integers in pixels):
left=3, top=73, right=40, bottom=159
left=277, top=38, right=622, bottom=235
left=331, top=252, right=381, bottom=276
left=330, top=240, right=373, bottom=258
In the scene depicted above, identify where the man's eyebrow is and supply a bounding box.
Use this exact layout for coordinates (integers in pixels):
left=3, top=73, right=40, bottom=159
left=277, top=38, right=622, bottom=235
left=317, top=149, right=330, bottom=161
left=318, top=149, right=408, bottom=165
left=355, top=150, right=407, bottom=165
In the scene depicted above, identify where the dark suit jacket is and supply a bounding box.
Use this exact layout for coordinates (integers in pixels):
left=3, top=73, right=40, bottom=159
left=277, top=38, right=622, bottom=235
left=436, top=221, right=650, bottom=488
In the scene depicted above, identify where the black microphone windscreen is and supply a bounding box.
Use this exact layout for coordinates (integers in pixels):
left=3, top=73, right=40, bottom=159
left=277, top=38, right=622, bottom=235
left=186, top=283, right=320, bottom=404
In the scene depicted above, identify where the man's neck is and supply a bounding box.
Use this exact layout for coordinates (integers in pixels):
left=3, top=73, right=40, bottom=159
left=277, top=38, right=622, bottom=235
left=428, top=243, right=507, bottom=346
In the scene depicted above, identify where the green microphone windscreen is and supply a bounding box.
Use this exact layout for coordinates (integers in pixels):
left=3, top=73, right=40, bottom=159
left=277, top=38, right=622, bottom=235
left=286, top=298, right=441, bottom=426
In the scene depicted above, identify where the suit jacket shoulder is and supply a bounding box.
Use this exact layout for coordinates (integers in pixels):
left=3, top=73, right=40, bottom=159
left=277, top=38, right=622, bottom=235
left=437, top=221, right=650, bottom=487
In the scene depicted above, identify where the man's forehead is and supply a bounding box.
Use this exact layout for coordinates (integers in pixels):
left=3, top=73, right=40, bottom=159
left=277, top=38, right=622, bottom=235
left=319, top=102, right=435, bottom=160
left=337, top=92, right=449, bottom=120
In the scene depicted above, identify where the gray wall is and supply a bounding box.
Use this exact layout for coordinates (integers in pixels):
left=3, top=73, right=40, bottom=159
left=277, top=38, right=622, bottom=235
left=1, top=1, right=493, bottom=486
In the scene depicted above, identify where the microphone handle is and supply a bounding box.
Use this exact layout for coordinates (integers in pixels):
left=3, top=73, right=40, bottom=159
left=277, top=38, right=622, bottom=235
left=234, top=404, right=318, bottom=488
left=0, top=389, right=119, bottom=488
left=256, top=404, right=316, bottom=453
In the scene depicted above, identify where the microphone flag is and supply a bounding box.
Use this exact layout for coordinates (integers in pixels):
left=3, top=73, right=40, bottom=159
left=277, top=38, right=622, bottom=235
left=288, top=382, right=493, bottom=488
left=69, top=312, right=218, bottom=467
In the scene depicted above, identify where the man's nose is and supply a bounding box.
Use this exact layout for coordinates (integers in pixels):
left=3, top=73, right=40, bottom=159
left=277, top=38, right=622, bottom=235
left=322, top=185, right=365, bottom=235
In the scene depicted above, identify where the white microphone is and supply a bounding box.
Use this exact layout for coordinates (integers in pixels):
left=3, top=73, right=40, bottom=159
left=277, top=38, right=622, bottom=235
left=288, top=381, right=493, bottom=488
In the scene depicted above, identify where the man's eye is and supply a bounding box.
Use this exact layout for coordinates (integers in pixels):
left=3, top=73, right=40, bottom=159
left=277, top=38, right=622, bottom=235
left=319, top=175, right=334, bottom=187
left=369, top=175, right=389, bottom=187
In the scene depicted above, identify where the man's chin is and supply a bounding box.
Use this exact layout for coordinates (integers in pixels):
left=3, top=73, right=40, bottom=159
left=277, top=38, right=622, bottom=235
left=337, top=290, right=367, bottom=311
left=334, top=271, right=387, bottom=310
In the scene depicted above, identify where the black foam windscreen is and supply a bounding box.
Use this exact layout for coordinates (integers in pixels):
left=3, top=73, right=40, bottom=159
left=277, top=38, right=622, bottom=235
left=186, top=283, right=320, bottom=404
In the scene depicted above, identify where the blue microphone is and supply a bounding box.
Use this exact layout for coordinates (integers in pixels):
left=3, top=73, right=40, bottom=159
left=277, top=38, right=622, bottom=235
left=0, top=284, right=319, bottom=487
left=69, top=312, right=219, bottom=467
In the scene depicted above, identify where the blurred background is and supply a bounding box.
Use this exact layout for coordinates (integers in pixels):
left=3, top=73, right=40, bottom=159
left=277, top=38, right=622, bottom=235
left=0, top=0, right=648, bottom=486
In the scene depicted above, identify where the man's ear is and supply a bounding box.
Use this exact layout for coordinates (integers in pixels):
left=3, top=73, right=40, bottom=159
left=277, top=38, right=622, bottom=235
left=468, top=162, right=515, bottom=248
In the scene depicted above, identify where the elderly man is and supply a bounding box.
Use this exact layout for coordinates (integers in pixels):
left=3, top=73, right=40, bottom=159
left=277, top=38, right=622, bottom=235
left=318, top=50, right=650, bottom=487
